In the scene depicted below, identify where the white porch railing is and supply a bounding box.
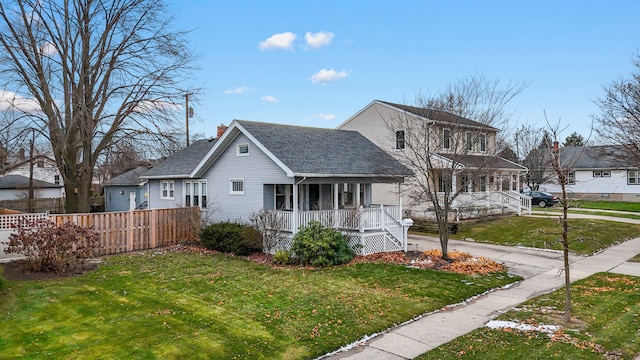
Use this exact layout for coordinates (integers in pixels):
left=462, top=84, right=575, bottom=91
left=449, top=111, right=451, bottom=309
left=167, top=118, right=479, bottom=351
left=274, top=205, right=402, bottom=233
left=433, top=191, right=532, bottom=216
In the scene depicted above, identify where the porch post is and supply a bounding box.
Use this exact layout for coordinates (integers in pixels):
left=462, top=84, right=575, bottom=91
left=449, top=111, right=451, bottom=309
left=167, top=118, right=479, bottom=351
left=498, top=173, right=503, bottom=191
left=333, top=183, right=339, bottom=209
left=398, top=183, right=402, bottom=213
left=355, top=183, right=361, bottom=206
left=451, top=173, right=457, bottom=193
left=293, top=180, right=299, bottom=234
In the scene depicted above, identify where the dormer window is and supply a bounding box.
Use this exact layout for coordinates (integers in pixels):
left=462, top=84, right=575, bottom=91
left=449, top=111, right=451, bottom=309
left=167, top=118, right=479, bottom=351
left=237, top=144, right=249, bottom=156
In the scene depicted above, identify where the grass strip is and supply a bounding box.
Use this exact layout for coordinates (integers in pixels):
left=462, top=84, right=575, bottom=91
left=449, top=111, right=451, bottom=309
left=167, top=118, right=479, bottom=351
left=418, top=272, right=640, bottom=359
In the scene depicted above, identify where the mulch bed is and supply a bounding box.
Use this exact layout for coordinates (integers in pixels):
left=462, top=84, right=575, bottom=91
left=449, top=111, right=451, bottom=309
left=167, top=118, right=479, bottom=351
left=1, top=260, right=99, bottom=281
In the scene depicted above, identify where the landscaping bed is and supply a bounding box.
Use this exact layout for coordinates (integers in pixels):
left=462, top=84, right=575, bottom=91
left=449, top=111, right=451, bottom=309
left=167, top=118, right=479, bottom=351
left=0, top=246, right=519, bottom=359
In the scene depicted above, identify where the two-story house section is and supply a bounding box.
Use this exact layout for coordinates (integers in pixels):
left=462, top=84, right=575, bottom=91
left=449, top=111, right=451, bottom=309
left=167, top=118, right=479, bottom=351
left=338, top=100, right=529, bottom=217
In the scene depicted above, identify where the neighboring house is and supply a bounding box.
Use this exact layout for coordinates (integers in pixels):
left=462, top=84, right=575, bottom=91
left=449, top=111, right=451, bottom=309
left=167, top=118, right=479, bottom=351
left=1, top=154, right=63, bottom=187
left=103, top=167, right=150, bottom=212
left=141, top=120, right=414, bottom=255
left=0, top=174, right=64, bottom=201
left=337, top=100, right=530, bottom=218
left=538, top=145, right=640, bottom=202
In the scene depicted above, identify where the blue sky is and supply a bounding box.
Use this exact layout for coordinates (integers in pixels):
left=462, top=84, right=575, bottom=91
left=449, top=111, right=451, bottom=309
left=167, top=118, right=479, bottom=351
left=170, top=1, right=640, bottom=143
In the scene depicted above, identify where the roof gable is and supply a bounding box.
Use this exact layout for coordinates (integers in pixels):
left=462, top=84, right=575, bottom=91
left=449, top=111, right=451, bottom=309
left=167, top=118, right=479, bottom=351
left=192, top=120, right=412, bottom=178
left=104, top=166, right=149, bottom=186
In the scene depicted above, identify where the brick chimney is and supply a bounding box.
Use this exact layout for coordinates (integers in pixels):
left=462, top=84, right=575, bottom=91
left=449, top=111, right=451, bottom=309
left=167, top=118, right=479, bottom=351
left=217, top=124, right=228, bottom=139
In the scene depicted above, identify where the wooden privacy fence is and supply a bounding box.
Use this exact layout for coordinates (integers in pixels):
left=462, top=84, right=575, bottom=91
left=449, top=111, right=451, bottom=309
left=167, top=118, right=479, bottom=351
left=49, top=207, right=201, bottom=256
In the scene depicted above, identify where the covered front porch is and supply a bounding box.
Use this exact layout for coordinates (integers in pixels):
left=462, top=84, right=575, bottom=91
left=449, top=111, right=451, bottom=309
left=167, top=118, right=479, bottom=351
left=430, top=168, right=531, bottom=217
left=263, top=178, right=412, bottom=255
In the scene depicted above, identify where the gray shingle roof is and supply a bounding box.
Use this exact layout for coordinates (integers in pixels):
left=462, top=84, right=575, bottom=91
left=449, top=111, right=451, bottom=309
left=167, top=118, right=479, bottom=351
left=379, top=100, right=497, bottom=131
left=0, top=175, right=62, bottom=189
left=141, top=139, right=217, bottom=178
left=555, top=145, right=632, bottom=169
left=237, top=120, right=412, bottom=176
left=103, top=166, right=148, bottom=186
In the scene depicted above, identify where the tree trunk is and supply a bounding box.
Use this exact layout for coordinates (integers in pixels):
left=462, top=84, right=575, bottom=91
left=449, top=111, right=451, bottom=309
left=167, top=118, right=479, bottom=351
left=62, top=166, right=93, bottom=214
left=561, top=182, right=571, bottom=322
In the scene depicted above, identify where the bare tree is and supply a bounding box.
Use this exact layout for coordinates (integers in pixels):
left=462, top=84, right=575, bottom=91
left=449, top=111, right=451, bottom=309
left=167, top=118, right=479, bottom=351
left=543, top=117, right=583, bottom=324
left=594, top=53, right=640, bottom=165
left=517, top=125, right=553, bottom=190
left=0, top=0, right=197, bottom=212
left=386, top=77, right=526, bottom=259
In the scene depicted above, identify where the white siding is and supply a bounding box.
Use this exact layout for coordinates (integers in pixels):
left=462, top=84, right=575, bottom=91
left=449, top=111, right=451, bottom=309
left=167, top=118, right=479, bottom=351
left=5, top=158, right=63, bottom=186
left=203, top=133, right=290, bottom=223
left=543, top=169, right=640, bottom=199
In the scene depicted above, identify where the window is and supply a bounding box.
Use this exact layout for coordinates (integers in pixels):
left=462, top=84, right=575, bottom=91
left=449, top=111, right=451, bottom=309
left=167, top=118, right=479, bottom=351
left=567, top=171, right=575, bottom=185
left=275, top=184, right=292, bottom=210
left=593, top=170, right=611, bottom=177
left=54, top=175, right=60, bottom=185
left=480, top=133, right=487, bottom=152
left=237, top=144, right=249, bottom=156
left=395, top=130, right=405, bottom=150
left=442, top=128, right=451, bottom=150
left=184, top=182, right=191, bottom=206
left=161, top=180, right=174, bottom=199
left=628, top=170, right=640, bottom=185
left=36, top=160, right=44, bottom=168
left=229, top=178, right=244, bottom=195
left=185, top=180, right=208, bottom=208
left=466, top=132, right=473, bottom=151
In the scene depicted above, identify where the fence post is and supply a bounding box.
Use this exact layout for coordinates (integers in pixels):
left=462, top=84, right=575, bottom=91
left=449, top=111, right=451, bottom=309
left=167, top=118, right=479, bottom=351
left=150, top=209, right=158, bottom=248
left=128, top=210, right=134, bottom=251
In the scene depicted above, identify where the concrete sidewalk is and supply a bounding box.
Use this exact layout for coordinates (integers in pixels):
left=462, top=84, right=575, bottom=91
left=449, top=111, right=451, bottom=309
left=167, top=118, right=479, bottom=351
left=323, top=235, right=640, bottom=359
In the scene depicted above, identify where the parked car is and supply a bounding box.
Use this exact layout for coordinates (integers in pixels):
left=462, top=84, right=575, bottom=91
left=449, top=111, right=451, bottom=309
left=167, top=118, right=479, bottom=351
left=522, top=191, right=560, bottom=208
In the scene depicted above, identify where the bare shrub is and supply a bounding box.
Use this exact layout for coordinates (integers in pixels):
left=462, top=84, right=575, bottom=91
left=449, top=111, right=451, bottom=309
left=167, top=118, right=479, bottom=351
left=3, top=219, right=101, bottom=274
left=249, top=209, right=285, bottom=253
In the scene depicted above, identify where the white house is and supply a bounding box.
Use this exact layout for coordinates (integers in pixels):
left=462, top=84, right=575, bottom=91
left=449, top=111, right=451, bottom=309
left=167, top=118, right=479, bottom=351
left=1, top=154, right=63, bottom=187
left=539, top=145, right=640, bottom=202
left=140, top=120, right=414, bottom=255
left=0, top=174, right=64, bottom=201
left=337, top=100, right=530, bottom=218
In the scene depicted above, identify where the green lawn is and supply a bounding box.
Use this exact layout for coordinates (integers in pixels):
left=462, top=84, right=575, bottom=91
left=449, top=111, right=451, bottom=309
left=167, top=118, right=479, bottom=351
left=418, top=273, right=640, bottom=359
left=629, top=254, right=640, bottom=262
left=540, top=207, right=640, bottom=220
left=449, top=217, right=640, bottom=255
left=0, top=250, right=519, bottom=359
left=571, top=200, right=640, bottom=212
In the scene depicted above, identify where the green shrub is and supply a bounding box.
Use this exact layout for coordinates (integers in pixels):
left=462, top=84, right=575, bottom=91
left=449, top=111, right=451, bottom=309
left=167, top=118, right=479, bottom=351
left=199, top=222, right=263, bottom=256
left=4, top=219, right=101, bottom=274
left=290, top=221, right=355, bottom=267
left=273, top=250, right=293, bottom=265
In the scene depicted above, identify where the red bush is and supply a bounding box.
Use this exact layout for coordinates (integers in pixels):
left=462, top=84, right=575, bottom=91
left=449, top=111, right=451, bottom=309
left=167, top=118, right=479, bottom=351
left=4, top=219, right=101, bottom=274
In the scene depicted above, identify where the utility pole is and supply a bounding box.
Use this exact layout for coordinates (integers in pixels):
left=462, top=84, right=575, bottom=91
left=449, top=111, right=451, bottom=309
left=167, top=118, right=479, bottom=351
left=185, top=93, right=194, bottom=146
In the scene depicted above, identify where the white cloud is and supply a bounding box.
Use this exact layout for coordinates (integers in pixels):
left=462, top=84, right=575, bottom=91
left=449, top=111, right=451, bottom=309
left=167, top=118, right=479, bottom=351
left=39, top=42, right=57, bottom=56
left=223, top=86, right=255, bottom=95
left=313, top=113, right=335, bottom=121
left=0, top=90, right=41, bottom=112
left=261, top=95, right=278, bottom=103
left=258, top=32, right=297, bottom=51
left=310, top=68, right=350, bottom=85
left=304, top=31, right=335, bottom=49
